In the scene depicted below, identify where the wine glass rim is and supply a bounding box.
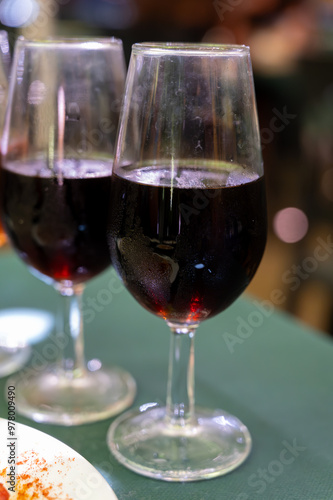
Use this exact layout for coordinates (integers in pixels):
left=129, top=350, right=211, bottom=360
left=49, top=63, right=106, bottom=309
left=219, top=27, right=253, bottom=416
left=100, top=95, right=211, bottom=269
left=132, top=42, right=250, bottom=56
left=15, top=35, right=123, bottom=49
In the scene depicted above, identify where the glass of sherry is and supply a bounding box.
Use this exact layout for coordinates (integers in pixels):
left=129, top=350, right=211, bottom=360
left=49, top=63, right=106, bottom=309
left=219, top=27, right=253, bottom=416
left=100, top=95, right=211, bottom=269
left=107, top=43, right=267, bottom=481
left=0, top=37, right=136, bottom=425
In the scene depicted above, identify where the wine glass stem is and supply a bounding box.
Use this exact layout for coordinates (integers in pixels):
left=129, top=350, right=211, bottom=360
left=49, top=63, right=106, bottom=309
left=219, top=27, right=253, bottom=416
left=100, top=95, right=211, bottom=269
left=166, top=324, right=198, bottom=427
left=57, top=284, right=86, bottom=377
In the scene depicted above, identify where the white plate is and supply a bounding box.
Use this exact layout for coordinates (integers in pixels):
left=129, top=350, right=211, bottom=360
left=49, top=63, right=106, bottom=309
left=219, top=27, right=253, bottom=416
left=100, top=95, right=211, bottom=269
left=0, top=418, right=118, bottom=499
left=0, top=308, right=54, bottom=348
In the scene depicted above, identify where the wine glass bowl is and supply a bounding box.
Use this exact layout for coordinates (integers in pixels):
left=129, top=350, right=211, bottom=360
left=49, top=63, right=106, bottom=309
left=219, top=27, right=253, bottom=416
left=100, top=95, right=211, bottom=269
left=107, top=43, right=266, bottom=480
left=0, top=37, right=136, bottom=425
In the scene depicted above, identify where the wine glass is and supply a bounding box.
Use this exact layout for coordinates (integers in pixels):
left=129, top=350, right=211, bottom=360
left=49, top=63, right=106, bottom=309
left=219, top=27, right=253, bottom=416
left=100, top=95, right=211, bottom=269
left=0, top=32, right=56, bottom=377
left=0, top=37, right=136, bottom=425
left=107, top=43, right=267, bottom=481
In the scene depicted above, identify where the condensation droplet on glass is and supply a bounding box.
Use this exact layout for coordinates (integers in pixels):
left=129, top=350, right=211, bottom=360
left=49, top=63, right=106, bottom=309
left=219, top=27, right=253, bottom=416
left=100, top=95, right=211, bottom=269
left=194, top=116, right=202, bottom=126
left=77, top=266, right=88, bottom=274
left=195, top=263, right=205, bottom=269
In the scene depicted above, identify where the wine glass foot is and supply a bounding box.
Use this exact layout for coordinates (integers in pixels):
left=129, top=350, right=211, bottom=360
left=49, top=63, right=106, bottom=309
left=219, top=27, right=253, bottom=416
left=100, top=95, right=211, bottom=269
left=107, top=404, right=251, bottom=481
left=9, top=364, right=136, bottom=425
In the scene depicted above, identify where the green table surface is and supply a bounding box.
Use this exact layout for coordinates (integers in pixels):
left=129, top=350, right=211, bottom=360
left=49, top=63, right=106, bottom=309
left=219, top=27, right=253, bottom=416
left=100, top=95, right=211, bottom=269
left=0, top=249, right=332, bottom=500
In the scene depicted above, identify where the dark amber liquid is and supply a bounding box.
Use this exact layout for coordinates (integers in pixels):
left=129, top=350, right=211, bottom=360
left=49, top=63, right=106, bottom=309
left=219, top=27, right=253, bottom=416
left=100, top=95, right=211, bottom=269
left=0, top=154, right=7, bottom=247
left=1, top=160, right=112, bottom=286
left=108, top=164, right=267, bottom=325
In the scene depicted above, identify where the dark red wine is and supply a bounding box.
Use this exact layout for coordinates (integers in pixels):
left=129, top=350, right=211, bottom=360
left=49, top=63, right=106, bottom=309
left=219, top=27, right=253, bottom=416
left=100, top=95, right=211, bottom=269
left=1, top=159, right=112, bottom=286
left=108, top=163, right=267, bottom=325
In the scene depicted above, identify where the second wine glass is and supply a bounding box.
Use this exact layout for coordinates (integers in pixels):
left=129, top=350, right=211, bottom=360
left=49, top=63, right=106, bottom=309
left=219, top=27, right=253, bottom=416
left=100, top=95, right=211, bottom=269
left=1, top=37, right=136, bottom=425
left=107, top=43, right=267, bottom=481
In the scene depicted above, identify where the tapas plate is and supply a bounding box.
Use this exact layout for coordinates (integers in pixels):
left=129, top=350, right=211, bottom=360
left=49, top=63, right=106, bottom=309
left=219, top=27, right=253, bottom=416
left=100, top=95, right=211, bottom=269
left=0, top=418, right=118, bottom=499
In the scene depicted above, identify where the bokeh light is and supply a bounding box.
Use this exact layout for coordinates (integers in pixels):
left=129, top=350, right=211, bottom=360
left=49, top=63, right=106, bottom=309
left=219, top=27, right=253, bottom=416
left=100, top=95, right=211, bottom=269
left=273, top=207, right=309, bottom=243
left=0, top=0, right=39, bottom=28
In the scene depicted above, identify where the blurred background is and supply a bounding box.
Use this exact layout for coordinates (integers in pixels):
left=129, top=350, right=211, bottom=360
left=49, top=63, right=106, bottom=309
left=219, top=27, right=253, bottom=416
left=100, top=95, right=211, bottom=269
left=1, top=0, right=333, bottom=337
